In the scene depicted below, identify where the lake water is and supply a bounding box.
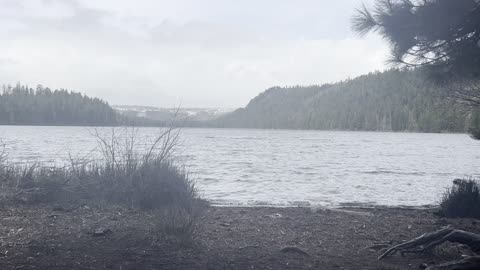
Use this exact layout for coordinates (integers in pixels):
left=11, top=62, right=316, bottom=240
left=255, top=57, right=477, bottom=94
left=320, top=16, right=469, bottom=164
left=1, top=126, right=479, bottom=207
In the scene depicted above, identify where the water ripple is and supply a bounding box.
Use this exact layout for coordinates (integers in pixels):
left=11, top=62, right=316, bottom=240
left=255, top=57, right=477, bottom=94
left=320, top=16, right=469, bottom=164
left=1, top=126, right=479, bottom=207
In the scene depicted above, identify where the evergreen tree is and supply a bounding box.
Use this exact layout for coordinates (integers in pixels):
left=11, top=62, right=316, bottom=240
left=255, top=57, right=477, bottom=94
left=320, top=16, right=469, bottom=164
left=0, top=84, right=118, bottom=126
left=213, top=69, right=471, bottom=132
left=352, top=0, right=480, bottom=137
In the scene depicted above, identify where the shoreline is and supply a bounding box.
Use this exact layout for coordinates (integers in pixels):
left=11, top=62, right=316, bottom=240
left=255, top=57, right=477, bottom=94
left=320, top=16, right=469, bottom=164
left=1, top=202, right=473, bottom=269
left=0, top=124, right=469, bottom=135
left=210, top=203, right=438, bottom=210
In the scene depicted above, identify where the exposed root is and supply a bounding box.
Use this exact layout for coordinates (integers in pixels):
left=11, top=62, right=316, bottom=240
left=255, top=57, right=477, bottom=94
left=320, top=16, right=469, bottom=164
left=379, top=227, right=480, bottom=259
left=379, top=227, right=450, bottom=259
left=425, top=256, right=480, bottom=270
left=379, top=227, right=480, bottom=270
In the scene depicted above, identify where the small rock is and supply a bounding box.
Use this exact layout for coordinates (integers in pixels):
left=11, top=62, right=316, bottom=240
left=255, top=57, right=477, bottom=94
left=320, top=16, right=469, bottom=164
left=93, top=228, right=111, bottom=237
left=280, top=246, right=310, bottom=257
left=52, top=206, right=66, bottom=212
left=265, top=213, right=283, bottom=219
left=219, top=222, right=231, bottom=227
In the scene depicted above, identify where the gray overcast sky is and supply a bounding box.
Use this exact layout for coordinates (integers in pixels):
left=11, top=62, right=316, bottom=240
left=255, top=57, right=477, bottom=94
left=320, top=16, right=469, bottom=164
left=0, top=0, right=388, bottom=108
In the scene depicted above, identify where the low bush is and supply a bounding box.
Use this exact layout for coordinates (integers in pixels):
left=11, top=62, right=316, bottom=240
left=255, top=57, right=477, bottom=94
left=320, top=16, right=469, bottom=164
left=82, top=127, right=200, bottom=212
left=0, top=127, right=205, bottom=241
left=440, top=178, right=480, bottom=219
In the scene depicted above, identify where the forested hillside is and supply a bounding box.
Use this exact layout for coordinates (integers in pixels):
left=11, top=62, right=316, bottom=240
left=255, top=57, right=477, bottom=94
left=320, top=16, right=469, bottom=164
left=0, top=84, right=118, bottom=126
left=213, top=69, right=472, bottom=132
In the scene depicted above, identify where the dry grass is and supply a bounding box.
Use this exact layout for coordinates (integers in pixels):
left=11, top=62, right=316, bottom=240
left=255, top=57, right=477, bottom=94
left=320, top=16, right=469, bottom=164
left=0, top=127, right=205, bottom=241
left=440, top=178, right=480, bottom=218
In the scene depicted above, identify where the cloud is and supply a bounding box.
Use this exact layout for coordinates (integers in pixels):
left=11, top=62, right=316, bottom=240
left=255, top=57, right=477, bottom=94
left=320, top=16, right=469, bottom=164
left=0, top=0, right=388, bottom=108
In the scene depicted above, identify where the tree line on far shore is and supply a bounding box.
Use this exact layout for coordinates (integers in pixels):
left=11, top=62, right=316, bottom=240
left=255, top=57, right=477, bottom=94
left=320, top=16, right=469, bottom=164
left=213, top=69, right=476, bottom=133
left=0, top=84, right=118, bottom=126
left=2, top=68, right=479, bottom=134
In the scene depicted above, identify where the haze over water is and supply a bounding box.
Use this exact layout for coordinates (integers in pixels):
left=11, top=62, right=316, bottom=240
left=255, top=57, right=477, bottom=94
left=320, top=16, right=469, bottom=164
left=1, top=126, right=479, bottom=207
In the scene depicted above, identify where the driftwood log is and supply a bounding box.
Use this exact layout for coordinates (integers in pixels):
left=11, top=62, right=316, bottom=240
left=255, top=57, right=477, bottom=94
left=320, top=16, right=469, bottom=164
left=378, top=226, right=480, bottom=270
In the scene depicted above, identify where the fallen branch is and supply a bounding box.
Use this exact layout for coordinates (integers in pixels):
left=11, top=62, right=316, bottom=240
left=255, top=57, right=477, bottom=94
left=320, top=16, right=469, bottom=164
left=379, top=227, right=480, bottom=270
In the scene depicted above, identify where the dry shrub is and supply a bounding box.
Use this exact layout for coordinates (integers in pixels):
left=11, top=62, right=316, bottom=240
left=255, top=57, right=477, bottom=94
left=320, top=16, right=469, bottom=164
left=440, top=178, right=480, bottom=219
left=0, top=126, right=206, bottom=241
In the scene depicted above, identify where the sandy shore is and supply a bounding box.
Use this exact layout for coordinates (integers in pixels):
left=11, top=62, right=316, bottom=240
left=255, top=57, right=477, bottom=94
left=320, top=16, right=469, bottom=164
left=0, top=203, right=477, bottom=270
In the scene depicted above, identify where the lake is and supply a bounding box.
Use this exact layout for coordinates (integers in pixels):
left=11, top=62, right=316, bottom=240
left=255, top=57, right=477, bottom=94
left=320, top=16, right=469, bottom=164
left=1, top=126, right=479, bottom=207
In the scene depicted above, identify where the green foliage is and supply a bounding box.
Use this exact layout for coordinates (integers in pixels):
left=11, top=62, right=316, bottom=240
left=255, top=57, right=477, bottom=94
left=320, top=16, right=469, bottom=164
left=352, top=0, right=480, bottom=131
left=440, top=179, right=480, bottom=219
left=0, top=83, right=118, bottom=126
left=352, top=0, right=480, bottom=83
left=214, top=69, right=471, bottom=132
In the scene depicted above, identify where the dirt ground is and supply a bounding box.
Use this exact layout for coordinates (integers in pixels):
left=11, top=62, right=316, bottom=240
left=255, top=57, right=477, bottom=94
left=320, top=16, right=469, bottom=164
left=0, top=203, right=478, bottom=270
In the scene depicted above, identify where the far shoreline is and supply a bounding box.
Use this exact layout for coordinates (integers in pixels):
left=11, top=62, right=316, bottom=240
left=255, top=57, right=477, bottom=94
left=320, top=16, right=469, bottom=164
left=0, top=124, right=470, bottom=136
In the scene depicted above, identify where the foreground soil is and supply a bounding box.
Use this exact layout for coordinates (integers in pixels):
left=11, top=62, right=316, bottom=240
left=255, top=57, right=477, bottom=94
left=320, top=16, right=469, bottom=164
left=0, top=203, right=479, bottom=270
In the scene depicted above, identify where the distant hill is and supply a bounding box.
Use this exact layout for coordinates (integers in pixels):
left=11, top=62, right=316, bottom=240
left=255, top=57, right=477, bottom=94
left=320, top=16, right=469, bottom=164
left=0, top=84, right=118, bottom=126
left=113, top=105, right=234, bottom=122
left=213, top=69, right=472, bottom=133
